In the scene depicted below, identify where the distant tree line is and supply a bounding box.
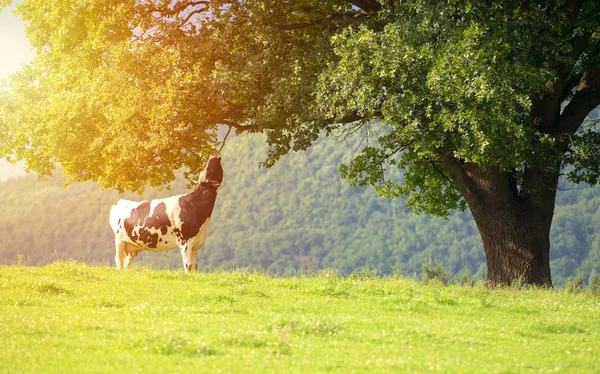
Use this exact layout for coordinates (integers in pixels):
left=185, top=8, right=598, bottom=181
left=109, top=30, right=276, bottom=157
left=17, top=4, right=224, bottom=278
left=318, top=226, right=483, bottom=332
left=1, top=134, right=599, bottom=286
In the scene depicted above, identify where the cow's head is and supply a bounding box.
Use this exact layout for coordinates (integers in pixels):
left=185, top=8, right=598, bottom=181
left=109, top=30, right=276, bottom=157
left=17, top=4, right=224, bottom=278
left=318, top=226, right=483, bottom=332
left=198, top=155, right=223, bottom=189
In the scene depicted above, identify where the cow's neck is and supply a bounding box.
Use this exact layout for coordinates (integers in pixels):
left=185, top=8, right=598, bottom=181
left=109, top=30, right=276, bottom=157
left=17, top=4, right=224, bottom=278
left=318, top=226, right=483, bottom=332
left=194, top=182, right=219, bottom=192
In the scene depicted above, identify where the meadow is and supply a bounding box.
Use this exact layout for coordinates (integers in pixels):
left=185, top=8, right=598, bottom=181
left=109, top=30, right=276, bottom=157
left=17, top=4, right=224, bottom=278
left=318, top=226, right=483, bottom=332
left=0, top=262, right=599, bottom=373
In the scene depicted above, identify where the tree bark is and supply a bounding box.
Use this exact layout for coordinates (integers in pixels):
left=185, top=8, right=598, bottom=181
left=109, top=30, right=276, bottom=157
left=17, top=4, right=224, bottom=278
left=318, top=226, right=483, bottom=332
left=469, top=191, right=554, bottom=287
left=444, top=158, right=556, bottom=286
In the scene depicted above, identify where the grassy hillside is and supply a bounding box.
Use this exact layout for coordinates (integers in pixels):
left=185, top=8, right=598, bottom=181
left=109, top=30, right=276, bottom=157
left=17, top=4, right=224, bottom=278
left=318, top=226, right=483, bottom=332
left=1, top=134, right=600, bottom=285
left=1, top=262, right=598, bottom=373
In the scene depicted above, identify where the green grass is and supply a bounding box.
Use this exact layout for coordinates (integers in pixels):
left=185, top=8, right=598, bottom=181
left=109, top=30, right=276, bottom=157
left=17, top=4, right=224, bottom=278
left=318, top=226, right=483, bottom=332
left=1, top=262, right=599, bottom=373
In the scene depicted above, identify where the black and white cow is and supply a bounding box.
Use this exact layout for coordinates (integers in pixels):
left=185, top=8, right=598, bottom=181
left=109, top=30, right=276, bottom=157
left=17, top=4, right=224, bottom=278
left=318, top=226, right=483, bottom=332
left=109, top=155, right=223, bottom=271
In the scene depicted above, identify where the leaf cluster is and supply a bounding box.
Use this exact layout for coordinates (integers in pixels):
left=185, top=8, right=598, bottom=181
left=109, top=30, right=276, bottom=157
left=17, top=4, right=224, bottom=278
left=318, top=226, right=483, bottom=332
left=318, top=0, right=599, bottom=215
left=0, top=0, right=368, bottom=192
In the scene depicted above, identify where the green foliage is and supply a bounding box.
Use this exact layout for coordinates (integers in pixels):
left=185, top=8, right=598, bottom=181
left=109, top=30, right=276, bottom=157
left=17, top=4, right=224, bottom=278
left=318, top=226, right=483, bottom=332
left=0, top=0, right=360, bottom=192
left=454, top=268, right=476, bottom=286
left=588, top=269, right=600, bottom=292
left=1, top=263, right=599, bottom=372
left=349, top=266, right=379, bottom=280
left=1, top=0, right=597, bottom=208
left=421, top=258, right=449, bottom=284
left=319, top=1, right=600, bottom=216
left=565, top=273, right=586, bottom=294
left=564, top=130, right=600, bottom=185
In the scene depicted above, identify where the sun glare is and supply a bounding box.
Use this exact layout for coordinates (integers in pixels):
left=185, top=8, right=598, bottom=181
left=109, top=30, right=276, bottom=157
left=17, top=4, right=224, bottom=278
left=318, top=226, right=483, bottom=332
left=0, top=5, right=34, bottom=79
left=0, top=4, right=31, bottom=180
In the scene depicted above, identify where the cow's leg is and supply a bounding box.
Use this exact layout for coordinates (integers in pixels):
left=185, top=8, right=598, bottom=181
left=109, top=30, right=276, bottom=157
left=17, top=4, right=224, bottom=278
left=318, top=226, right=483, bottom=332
left=115, top=238, right=127, bottom=270
left=190, top=249, right=199, bottom=271
left=180, top=243, right=196, bottom=272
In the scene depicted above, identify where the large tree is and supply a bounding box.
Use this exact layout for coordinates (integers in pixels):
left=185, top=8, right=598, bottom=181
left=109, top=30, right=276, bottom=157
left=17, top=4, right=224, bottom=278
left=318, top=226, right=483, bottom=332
left=1, top=0, right=599, bottom=285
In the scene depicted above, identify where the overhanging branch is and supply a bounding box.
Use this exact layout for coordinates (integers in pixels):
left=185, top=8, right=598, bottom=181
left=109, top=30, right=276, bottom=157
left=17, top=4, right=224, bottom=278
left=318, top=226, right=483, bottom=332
left=180, top=8, right=209, bottom=25
left=219, top=120, right=257, bottom=132
left=161, top=0, right=209, bottom=17
left=563, top=0, right=582, bottom=22
left=349, top=0, right=383, bottom=13
left=276, top=11, right=375, bottom=30
left=557, top=67, right=600, bottom=145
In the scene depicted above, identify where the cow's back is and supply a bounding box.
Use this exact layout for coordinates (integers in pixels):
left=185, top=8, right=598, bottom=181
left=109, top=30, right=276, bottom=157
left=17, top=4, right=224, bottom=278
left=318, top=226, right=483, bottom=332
left=109, top=199, right=140, bottom=233
left=110, top=195, right=184, bottom=251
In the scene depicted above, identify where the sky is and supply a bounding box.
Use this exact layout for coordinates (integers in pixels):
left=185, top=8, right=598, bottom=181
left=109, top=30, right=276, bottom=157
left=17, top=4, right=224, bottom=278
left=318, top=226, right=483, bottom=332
left=0, top=2, right=34, bottom=181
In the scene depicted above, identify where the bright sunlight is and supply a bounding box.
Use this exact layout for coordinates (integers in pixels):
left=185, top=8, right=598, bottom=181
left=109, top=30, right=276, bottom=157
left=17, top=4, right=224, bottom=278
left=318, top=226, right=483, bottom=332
left=0, top=3, right=32, bottom=180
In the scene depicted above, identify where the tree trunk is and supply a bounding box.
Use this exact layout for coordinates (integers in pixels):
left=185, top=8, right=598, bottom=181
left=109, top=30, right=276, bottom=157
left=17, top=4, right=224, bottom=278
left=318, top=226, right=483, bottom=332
left=468, top=190, right=553, bottom=286
left=444, top=158, right=557, bottom=286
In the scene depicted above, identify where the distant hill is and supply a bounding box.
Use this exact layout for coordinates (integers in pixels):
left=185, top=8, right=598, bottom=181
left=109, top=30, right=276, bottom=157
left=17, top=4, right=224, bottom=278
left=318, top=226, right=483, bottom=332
left=1, top=133, right=599, bottom=285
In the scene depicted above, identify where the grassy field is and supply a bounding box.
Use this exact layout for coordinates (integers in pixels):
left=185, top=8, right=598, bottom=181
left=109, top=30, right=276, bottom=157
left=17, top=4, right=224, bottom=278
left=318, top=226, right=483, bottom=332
left=0, top=262, right=599, bottom=373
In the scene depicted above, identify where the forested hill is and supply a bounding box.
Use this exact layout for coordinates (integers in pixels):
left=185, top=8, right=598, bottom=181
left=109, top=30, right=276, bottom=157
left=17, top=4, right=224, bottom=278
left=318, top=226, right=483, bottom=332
left=1, top=134, right=599, bottom=285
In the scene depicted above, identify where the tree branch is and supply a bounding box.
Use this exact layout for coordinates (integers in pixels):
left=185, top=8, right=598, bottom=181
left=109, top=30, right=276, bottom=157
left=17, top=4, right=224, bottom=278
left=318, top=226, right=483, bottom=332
left=557, top=67, right=600, bottom=145
left=162, top=0, right=210, bottom=17
left=429, top=160, right=454, bottom=186
left=276, top=11, right=374, bottom=30
left=219, top=120, right=257, bottom=132
left=218, top=125, right=233, bottom=153
left=563, top=0, right=582, bottom=22
left=336, top=111, right=365, bottom=124
left=349, top=0, right=383, bottom=13
left=531, top=1, right=589, bottom=134
left=180, top=8, right=209, bottom=25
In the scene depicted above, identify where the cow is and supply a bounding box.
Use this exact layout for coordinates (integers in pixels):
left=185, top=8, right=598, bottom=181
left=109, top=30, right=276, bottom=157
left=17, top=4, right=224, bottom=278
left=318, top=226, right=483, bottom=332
left=109, top=155, right=223, bottom=272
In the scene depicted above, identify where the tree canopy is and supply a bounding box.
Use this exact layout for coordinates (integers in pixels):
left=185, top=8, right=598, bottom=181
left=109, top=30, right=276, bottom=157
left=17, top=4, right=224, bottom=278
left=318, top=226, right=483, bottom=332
left=329, top=1, right=600, bottom=216
left=1, top=0, right=376, bottom=192
left=1, top=0, right=600, bottom=284
left=1, top=0, right=599, bottom=208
